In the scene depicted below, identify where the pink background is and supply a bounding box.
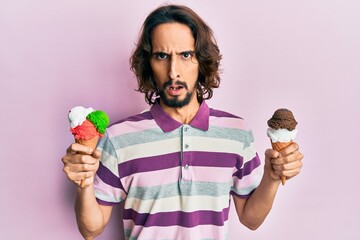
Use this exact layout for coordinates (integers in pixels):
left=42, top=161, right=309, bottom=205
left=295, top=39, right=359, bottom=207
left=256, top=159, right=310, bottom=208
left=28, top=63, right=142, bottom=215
left=1, top=0, right=359, bottom=239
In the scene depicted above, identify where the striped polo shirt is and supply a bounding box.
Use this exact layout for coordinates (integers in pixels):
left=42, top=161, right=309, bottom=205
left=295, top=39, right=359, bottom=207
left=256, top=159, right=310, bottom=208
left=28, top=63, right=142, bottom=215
left=94, top=101, right=262, bottom=240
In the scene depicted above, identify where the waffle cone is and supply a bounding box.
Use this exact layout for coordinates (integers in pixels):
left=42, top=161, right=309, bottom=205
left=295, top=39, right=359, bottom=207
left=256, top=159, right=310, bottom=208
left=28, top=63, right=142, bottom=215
left=271, top=140, right=293, bottom=185
left=75, top=136, right=99, bottom=150
left=75, top=136, right=99, bottom=187
left=271, top=141, right=293, bottom=152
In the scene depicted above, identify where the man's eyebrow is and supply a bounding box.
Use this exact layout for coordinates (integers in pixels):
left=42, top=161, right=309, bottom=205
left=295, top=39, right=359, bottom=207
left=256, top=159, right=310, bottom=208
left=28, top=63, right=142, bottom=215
left=152, top=50, right=195, bottom=55
left=176, top=50, right=195, bottom=55
left=152, top=51, right=168, bottom=55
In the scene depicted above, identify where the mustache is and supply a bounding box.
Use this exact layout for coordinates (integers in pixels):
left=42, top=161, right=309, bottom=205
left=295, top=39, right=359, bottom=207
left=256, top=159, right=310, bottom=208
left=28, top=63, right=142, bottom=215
left=162, top=80, right=188, bottom=90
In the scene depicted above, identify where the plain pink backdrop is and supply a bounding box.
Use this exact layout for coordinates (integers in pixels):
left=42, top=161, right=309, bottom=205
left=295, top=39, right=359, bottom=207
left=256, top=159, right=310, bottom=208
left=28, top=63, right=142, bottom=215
left=1, top=0, right=359, bottom=239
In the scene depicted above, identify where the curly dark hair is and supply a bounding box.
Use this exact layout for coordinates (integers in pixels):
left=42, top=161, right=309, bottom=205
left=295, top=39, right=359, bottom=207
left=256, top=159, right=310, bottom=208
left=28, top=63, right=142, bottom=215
left=130, top=4, right=222, bottom=105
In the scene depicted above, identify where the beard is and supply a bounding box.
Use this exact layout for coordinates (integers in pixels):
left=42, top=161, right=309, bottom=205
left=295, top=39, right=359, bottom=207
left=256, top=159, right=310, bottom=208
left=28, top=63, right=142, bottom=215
left=158, top=80, right=196, bottom=108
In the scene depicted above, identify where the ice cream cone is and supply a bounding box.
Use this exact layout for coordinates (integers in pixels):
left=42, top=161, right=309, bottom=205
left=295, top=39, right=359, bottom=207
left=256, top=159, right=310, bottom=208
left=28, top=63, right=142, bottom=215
left=75, top=136, right=99, bottom=150
left=271, top=141, right=293, bottom=185
left=75, top=136, right=99, bottom=187
left=68, top=106, right=109, bottom=188
left=267, top=108, right=298, bottom=186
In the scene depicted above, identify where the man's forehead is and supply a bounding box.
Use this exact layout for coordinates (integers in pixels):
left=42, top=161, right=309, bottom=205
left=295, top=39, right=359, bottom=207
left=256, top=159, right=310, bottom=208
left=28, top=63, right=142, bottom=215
left=151, top=22, right=195, bottom=52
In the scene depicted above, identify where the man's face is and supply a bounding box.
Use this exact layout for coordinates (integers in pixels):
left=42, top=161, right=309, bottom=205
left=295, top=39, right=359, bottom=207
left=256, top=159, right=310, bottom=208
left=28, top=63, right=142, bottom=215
left=150, top=23, right=199, bottom=108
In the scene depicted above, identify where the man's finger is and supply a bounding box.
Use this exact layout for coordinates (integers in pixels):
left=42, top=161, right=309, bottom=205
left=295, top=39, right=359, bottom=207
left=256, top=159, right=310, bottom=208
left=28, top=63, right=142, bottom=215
left=265, top=148, right=281, bottom=159
left=279, top=142, right=299, bottom=156
left=67, top=143, right=94, bottom=155
left=92, top=149, right=101, bottom=158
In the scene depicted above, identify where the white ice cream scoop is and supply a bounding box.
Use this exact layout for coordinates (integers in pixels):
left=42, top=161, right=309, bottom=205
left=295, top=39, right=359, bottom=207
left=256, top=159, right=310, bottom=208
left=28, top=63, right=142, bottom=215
left=266, top=128, right=297, bottom=143
left=68, top=106, right=94, bottom=128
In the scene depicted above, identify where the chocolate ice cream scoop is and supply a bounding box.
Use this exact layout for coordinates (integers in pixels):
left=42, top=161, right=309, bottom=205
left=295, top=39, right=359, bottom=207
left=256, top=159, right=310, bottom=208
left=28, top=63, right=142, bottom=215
left=267, top=108, right=297, bottom=131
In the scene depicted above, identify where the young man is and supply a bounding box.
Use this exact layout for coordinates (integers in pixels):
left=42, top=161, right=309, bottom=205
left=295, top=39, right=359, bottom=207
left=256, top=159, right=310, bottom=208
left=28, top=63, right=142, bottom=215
left=62, top=5, right=303, bottom=240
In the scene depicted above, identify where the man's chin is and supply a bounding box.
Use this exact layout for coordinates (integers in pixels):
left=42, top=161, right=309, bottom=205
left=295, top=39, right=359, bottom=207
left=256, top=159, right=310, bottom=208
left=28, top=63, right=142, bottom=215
left=162, top=100, right=189, bottom=108
left=161, top=95, right=191, bottom=108
left=159, top=88, right=195, bottom=108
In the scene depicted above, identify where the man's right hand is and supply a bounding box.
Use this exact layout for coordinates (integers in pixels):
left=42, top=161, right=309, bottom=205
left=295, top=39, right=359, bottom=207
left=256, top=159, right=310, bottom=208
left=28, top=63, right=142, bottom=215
left=62, top=143, right=101, bottom=187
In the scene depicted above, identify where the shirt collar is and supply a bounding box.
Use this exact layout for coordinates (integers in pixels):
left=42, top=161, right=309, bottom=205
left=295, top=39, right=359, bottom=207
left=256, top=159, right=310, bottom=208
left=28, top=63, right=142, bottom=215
left=150, top=100, right=210, bottom=132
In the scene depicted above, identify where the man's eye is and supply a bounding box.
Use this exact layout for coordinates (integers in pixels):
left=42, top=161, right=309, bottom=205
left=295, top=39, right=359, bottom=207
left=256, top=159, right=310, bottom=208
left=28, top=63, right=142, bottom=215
left=182, top=52, right=192, bottom=59
left=155, top=53, right=168, bottom=59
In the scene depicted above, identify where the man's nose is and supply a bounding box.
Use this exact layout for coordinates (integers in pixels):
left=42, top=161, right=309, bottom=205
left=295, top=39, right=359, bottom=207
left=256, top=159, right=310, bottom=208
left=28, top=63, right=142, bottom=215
left=168, top=57, right=179, bottom=80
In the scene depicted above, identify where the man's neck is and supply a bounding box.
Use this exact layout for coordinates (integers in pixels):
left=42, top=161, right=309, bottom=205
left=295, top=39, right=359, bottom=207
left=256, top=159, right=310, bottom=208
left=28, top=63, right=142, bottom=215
left=159, top=99, right=200, bottom=124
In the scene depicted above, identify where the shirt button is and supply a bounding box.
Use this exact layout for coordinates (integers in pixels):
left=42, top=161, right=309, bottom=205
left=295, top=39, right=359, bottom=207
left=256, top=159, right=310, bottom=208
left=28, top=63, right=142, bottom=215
left=184, top=164, right=189, bottom=170
left=184, top=144, right=189, bottom=149
left=184, top=126, right=189, bottom=132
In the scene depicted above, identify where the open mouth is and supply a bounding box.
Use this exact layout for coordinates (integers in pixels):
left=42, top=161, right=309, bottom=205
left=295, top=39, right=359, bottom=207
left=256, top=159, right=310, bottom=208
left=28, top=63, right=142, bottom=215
left=166, top=85, right=185, bottom=96
left=169, top=86, right=184, bottom=90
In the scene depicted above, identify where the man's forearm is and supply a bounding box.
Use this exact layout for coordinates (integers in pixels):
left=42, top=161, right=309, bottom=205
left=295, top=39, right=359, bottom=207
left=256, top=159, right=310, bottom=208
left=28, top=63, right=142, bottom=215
left=75, top=185, right=106, bottom=239
left=240, top=170, right=281, bottom=230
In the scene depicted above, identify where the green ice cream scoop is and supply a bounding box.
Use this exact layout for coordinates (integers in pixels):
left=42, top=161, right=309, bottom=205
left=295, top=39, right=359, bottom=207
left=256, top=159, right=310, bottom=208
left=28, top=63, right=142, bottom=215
left=86, top=110, right=110, bottom=134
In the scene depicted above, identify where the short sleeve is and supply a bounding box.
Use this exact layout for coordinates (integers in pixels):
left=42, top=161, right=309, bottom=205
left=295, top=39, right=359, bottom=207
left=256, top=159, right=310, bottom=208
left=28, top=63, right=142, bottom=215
left=230, top=130, right=263, bottom=198
left=94, top=132, right=127, bottom=205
